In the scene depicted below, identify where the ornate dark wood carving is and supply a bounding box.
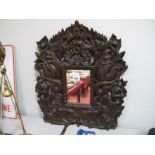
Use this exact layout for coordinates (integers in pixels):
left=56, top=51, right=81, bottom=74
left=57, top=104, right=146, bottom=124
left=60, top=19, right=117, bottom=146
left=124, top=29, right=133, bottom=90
left=35, top=21, right=128, bottom=129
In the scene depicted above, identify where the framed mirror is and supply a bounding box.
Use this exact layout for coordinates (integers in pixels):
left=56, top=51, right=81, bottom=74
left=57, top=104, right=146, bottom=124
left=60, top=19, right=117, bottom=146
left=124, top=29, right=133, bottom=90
left=64, top=67, right=94, bottom=107
left=35, top=21, right=128, bottom=129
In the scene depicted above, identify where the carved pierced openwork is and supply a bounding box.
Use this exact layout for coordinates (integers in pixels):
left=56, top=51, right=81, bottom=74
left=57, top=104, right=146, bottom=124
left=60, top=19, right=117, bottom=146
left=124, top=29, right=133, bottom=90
left=35, top=21, right=128, bottom=129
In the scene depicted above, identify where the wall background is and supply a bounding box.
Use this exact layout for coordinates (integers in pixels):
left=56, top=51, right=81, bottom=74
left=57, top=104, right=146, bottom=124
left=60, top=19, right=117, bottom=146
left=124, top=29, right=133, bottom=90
left=0, top=19, right=155, bottom=131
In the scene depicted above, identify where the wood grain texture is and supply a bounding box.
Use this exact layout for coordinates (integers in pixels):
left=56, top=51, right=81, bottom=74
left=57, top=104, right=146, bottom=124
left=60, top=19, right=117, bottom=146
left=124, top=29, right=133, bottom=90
left=35, top=21, right=128, bottom=129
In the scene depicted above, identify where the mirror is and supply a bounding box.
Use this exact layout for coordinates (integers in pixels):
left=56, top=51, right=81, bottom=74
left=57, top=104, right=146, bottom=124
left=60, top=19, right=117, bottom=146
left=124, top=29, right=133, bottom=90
left=66, top=69, right=90, bottom=105
left=35, top=21, right=127, bottom=130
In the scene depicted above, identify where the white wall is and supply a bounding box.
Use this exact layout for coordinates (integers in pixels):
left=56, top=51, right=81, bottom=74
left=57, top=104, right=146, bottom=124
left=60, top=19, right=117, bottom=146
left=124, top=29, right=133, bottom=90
left=0, top=19, right=155, bottom=131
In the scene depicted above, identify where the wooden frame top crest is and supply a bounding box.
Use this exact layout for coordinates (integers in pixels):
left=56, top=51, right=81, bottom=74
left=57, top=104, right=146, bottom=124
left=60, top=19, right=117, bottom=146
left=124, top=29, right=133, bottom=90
left=35, top=21, right=128, bottom=129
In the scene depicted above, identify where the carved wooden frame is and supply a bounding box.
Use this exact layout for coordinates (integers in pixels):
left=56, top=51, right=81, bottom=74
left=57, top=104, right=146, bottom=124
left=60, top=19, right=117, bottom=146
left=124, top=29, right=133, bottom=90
left=35, top=21, right=128, bottom=129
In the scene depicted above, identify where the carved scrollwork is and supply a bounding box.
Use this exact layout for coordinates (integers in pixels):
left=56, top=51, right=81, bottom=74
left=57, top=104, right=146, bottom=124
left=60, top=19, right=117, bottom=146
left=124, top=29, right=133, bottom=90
left=35, top=21, right=128, bottom=129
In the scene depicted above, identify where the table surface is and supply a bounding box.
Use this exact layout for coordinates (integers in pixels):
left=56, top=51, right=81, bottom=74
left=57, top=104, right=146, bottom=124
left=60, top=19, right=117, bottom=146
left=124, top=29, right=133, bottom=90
left=0, top=116, right=147, bottom=135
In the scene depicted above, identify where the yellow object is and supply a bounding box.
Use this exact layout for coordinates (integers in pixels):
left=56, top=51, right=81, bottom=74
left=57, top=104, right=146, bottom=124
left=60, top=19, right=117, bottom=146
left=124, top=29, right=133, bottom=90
left=3, top=87, right=13, bottom=97
left=2, top=79, right=13, bottom=97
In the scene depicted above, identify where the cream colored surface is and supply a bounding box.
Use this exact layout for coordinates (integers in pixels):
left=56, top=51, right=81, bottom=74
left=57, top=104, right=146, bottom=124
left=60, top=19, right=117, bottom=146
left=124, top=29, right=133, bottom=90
left=0, top=116, right=147, bottom=135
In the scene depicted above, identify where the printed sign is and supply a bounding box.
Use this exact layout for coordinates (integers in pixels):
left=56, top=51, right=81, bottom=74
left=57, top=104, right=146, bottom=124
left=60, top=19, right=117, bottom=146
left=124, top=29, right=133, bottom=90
left=0, top=45, right=17, bottom=119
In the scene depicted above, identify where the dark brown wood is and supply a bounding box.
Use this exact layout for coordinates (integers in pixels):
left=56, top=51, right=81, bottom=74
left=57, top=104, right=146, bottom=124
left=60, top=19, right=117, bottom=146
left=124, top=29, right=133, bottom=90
left=35, top=20, right=128, bottom=129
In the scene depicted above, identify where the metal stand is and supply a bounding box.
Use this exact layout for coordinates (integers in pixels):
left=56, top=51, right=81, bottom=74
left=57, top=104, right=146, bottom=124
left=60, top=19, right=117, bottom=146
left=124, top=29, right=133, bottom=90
left=0, top=66, right=27, bottom=135
left=0, top=42, right=27, bottom=135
